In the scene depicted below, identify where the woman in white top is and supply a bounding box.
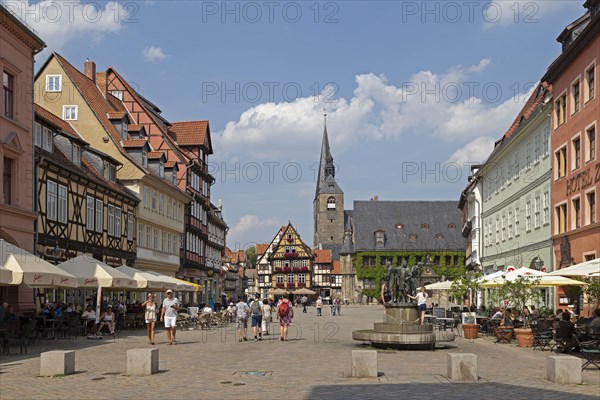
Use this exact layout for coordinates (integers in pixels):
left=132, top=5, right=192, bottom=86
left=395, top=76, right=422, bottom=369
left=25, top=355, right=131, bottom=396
left=408, top=286, right=428, bottom=325
left=96, top=305, right=116, bottom=335
left=142, top=293, right=157, bottom=345
left=261, top=299, right=272, bottom=335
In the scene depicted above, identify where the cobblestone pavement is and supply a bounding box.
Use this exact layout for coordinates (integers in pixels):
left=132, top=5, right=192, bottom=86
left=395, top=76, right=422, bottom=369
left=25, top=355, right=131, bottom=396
left=1, top=305, right=599, bottom=399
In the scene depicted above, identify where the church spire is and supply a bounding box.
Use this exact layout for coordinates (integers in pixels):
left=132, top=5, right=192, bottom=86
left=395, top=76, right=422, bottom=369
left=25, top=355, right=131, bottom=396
left=315, top=111, right=336, bottom=199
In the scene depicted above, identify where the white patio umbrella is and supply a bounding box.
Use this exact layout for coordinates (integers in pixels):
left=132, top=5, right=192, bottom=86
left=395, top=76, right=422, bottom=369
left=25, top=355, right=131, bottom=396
left=56, top=256, right=137, bottom=289
left=547, top=258, right=599, bottom=277
left=115, top=265, right=166, bottom=290
left=425, top=280, right=453, bottom=290
left=143, top=271, right=194, bottom=291
left=0, top=264, right=14, bottom=285
left=1, top=239, right=77, bottom=288
left=481, top=267, right=587, bottom=287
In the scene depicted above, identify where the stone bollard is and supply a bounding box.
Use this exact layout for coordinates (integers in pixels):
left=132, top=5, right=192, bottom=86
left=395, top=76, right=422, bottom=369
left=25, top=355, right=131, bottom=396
left=127, top=348, right=159, bottom=376
left=40, top=350, right=76, bottom=376
left=546, top=355, right=581, bottom=384
left=447, top=353, right=477, bottom=382
left=352, top=350, right=378, bottom=378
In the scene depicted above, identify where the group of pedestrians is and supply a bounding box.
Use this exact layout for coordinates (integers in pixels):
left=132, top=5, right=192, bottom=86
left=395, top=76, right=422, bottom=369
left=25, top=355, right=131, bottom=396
left=234, top=294, right=294, bottom=342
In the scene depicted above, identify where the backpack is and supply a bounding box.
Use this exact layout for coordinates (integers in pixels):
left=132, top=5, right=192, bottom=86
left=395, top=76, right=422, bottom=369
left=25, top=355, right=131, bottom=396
left=279, top=300, right=290, bottom=317
left=250, top=300, right=261, bottom=315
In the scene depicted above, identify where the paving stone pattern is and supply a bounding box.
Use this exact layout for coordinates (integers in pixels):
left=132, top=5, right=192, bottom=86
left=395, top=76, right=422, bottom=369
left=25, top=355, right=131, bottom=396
left=0, top=305, right=599, bottom=399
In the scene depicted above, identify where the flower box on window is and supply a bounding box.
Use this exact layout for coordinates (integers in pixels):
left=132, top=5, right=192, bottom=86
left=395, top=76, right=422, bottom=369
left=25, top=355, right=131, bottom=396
left=287, top=237, right=293, bottom=243
left=283, top=267, right=291, bottom=272
left=276, top=282, right=285, bottom=287
left=301, top=267, right=309, bottom=272
left=284, top=253, right=298, bottom=258
left=274, top=267, right=282, bottom=272
left=297, top=282, right=306, bottom=287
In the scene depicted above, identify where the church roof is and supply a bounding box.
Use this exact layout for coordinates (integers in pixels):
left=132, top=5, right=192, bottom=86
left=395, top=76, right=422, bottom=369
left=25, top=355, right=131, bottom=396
left=318, top=175, right=343, bottom=195
left=315, top=116, right=342, bottom=199
left=352, top=200, right=465, bottom=252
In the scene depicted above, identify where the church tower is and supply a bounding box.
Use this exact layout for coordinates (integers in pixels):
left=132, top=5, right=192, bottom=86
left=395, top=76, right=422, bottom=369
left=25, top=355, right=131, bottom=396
left=313, top=113, right=344, bottom=246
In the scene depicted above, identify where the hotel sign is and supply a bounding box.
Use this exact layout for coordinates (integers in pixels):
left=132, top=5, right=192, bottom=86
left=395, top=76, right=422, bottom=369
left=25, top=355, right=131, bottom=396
left=566, top=162, right=599, bottom=196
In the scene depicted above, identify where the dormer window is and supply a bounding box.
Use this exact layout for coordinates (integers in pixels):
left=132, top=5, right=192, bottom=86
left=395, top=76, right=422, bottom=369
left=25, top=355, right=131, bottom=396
left=72, top=144, right=81, bottom=165
left=375, top=230, right=385, bottom=246
left=395, top=223, right=403, bottom=229
left=409, top=233, right=417, bottom=241
left=142, top=151, right=148, bottom=168
left=103, top=161, right=117, bottom=182
left=122, top=122, right=128, bottom=139
left=421, top=223, right=429, bottom=230
left=435, top=233, right=445, bottom=240
left=327, top=196, right=336, bottom=210
left=159, top=162, right=165, bottom=178
left=448, top=223, right=456, bottom=230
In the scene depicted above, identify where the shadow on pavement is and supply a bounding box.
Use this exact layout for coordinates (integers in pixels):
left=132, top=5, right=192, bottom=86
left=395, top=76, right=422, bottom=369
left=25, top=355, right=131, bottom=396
left=307, top=382, right=600, bottom=400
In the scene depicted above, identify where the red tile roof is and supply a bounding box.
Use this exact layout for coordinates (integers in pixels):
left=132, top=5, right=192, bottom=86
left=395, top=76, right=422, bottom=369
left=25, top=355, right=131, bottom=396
left=168, top=121, right=209, bottom=146
left=314, top=249, right=332, bottom=264
left=503, top=82, right=551, bottom=141
left=34, top=104, right=82, bottom=141
left=256, top=244, right=269, bottom=256
left=332, top=260, right=341, bottom=274
left=148, top=151, right=165, bottom=159
left=165, top=161, right=177, bottom=168
left=107, top=111, right=127, bottom=120
left=121, top=139, right=148, bottom=148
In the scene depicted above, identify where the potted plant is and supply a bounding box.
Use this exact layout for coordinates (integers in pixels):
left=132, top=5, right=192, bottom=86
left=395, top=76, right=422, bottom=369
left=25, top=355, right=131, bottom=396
left=450, top=272, right=484, bottom=339
left=496, top=275, right=541, bottom=347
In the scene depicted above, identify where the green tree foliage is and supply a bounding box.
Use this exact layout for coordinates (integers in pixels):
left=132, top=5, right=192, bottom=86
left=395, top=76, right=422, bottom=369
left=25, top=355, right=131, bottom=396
left=246, top=246, right=257, bottom=269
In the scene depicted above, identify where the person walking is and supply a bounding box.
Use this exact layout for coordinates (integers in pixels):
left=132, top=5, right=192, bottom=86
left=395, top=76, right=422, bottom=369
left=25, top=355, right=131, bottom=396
left=160, top=289, right=180, bottom=345
left=301, top=295, right=308, bottom=313
left=142, top=293, right=157, bottom=345
left=277, top=294, right=293, bottom=341
left=407, top=286, right=428, bottom=325
left=236, top=297, right=249, bottom=342
left=315, top=297, right=323, bottom=316
left=335, top=297, right=341, bottom=316
left=261, top=298, right=272, bottom=335
left=250, top=294, right=263, bottom=341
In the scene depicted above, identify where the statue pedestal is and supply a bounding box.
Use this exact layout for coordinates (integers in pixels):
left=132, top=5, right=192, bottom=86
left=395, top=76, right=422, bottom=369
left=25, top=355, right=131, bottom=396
left=352, top=304, right=435, bottom=350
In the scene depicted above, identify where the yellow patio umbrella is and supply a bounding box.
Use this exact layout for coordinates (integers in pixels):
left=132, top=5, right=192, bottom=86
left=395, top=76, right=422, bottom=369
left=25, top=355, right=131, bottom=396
left=480, top=267, right=587, bottom=288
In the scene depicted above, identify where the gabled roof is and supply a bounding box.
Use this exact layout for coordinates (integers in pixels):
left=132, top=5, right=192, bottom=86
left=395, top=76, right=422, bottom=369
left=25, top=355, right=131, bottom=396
left=256, top=244, right=269, bottom=257
left=352, top=200, right=465, bottom=251
left=331, top=260, right=341, bottom=274
left=169, top=121, right=213, bottom=153
left=314, top=249, right=332, bottom=264
left=34, top=104, right=86, bottom=143
left=270, top=222, right=313, bottom=259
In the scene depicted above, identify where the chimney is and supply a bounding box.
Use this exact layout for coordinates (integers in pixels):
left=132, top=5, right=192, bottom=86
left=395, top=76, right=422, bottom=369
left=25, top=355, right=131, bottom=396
left=374, top=195, right=379, bottom=201
left=84, top=59, right=96, bottom=83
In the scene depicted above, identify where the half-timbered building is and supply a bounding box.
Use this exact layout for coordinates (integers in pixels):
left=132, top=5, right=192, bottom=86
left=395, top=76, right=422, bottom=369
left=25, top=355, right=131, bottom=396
left=35, top=105, right=139, bottom=267
left=268, top=223, right=314, bottom=296
left=34, top=53, right=190, bottom=277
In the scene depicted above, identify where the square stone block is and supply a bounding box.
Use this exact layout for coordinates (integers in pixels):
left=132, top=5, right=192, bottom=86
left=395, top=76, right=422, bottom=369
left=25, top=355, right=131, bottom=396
left=40, top=351, right=76, bottom=376
left=127, top=348, right=159, bottom=376
left=447, top=353, right=477, bottom=382
left=352, top=350, right=377, bottom=378
left=546, top=355, right=581, bottom=384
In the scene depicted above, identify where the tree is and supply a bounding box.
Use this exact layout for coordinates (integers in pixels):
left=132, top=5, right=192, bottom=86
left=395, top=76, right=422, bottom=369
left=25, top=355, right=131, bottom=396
left=246, top=246, right=257, bottom=269
left=489, top=275, right=541, bottom=327
left=581, top=276, right=600, bottom=313
left=450, top=272, right=483, bottom=307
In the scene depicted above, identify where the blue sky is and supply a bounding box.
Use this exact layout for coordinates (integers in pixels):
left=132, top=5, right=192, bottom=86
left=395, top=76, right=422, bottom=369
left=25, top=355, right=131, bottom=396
left=8, top=0, right=585, bottom=249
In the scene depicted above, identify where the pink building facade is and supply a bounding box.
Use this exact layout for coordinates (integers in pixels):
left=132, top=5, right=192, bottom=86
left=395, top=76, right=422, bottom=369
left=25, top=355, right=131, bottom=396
left=0, top=6, right=45, bottom=307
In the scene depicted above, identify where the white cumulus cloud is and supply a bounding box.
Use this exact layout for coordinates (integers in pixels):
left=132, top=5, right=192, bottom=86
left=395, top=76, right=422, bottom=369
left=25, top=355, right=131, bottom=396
left=2, top=0, right=129, bottom=52
left=446, top=136, right=496, bottom=165
left=227, top=215, right=281, bottom=249
left=142, top=46, right=168, bottom=62
left=215, top=59, right=529, bottom=165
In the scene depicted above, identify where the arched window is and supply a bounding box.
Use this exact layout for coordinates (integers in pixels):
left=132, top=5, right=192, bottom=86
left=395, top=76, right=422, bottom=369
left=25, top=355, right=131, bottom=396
left=327, top=196, right=336, bottom=210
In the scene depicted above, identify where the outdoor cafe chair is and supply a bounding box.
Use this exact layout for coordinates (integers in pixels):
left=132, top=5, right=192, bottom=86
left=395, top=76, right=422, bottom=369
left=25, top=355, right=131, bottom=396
left=3, top=322, right=28, bottom=354
left=553, top=326, right=576, bottom=353
left=532, top=323, right=555, bottom=352
left=575, top=335, right=600, bottom=370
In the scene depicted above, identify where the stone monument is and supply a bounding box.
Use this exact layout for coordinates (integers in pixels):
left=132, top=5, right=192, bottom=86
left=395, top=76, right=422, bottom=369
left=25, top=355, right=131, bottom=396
left=353, top=260, right=435, bottom=350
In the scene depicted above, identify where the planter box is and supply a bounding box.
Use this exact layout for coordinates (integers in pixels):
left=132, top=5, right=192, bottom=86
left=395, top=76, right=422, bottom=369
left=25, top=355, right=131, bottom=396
left=463, top=324, right=480, bottom=340
left=301, top=267, right=309, bottom=272
left=514, top=328, right=534, bottom=348
left=283, top=267, right=291, bottom=272
left=284, top=253, right=298, bottom=258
